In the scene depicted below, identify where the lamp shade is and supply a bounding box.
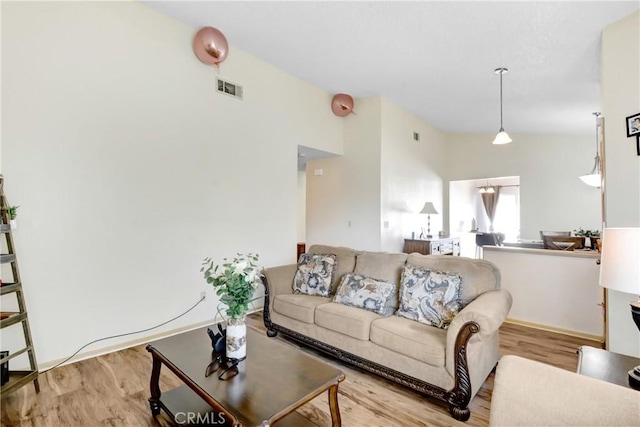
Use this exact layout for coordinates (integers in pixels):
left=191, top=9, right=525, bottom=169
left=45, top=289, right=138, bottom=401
left=419, top=202, right=438, bottom=215
left=579, top=172, right=601, bottom=188
left=599, top=227, right=640, bottom=295
left=492, top=130, right=512, bottom=145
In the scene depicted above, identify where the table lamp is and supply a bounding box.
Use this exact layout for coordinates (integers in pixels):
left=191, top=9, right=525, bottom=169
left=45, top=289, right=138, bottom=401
left=419, top=202, right=438, bottom=239
left=598, top=227, right=640, bottom=390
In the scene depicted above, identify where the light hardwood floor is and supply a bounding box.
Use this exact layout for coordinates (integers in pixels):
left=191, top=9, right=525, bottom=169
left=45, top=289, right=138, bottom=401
left=1, top=312, right=600, bottom=426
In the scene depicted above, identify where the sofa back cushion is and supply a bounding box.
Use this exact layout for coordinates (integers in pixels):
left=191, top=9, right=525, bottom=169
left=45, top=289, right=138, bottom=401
left=406, top=254, right=500, bottom=305
left=354, top=251, right=408, bottom=309
left=292, top=253, right=337, bottom=297
left=333, top=273, right=396, bottom=316
left=396, top=265, right=462, bottom=329
left=308, top=245, right=359, bottom=294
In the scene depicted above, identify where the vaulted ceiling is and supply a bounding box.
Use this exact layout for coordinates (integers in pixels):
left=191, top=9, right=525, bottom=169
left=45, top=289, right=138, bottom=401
left=142, top=1, right=639, bottom=135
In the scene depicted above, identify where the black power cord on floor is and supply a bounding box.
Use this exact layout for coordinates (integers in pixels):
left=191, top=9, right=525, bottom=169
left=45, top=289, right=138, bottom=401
left=40, top=296, right=206, bottom=374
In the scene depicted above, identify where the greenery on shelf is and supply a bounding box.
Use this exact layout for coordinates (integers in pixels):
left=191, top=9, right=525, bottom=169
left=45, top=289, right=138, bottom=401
left=573, top=228, right=600, bottom=237
left=201, top=253, right=262, bottom=319
left=7, top=205, right=19, bottom=220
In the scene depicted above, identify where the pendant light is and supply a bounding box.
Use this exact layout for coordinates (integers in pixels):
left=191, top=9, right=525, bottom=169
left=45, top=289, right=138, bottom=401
left=492, top=67, right=512, bottom=145
left=579, top=112, right=602, bottom=188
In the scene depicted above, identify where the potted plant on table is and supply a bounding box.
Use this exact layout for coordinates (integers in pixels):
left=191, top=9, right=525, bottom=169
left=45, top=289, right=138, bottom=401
left=573, top=228, right=600, bottom=250
left=201, top=253, right=261, bottom=361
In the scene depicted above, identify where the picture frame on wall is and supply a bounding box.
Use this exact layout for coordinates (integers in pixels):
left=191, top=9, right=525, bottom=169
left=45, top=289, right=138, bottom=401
left=626, top=112, right=640, bottom=137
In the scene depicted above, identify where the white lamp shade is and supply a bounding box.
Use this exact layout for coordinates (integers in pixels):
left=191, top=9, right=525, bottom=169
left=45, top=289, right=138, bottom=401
left=492, top=130, right=512, bottom=145
left=579, top=173, right=601, bottom=188
left=599, top=227, right=640, bottom=295
left=419, top=202, right=438, bottom=215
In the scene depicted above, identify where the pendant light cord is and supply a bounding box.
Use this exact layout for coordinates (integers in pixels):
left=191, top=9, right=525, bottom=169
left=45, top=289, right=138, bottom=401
left=499, top=71, right=504, bottom=129
left=593, top=112, right=601, bottom=157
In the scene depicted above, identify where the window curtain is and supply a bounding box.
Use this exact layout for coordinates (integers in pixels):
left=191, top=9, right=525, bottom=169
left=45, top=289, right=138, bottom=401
left=481, top=186, right=501, bottom=231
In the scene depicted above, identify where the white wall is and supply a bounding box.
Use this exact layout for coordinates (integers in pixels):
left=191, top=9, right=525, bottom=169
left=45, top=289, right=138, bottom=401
left=1, top=1, right=342, bottom=367
left=380, top=99, right=448, bottom=252
left=446, top=133, right=602, bottom=240
left=449, top=180, right=479, bottom=257
left=306, top=97, right=449, bottom=253
left=484, top=248, right=603, bottom=338
left=601, top=11, right=640, bottom=357
left=306, top=97, right=382, bottom=250
left=297, top=171, right=306, bottom=243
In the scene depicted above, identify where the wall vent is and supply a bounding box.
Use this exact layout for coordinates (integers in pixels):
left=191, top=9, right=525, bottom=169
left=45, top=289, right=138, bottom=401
left=216, top=77, right=243, bottom=100
left=413, top=132, right=420, bottom=142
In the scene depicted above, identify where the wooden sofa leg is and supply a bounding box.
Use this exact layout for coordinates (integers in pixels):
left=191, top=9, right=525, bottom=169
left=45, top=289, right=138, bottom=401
left=449, top=405, right=471, bottom=422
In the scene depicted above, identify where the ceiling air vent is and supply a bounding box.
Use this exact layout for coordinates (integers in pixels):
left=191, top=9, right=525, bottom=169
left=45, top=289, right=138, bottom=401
left=216, top=77, right=243, bottom=100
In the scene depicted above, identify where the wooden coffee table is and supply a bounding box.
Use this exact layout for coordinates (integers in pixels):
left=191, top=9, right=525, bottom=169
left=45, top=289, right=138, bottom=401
left=146, top=326, right=345, bottom=426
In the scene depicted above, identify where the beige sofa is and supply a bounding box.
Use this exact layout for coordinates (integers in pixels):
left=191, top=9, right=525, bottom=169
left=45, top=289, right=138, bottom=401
left=262, top=245, right=513, bottom=421
left=491, top=355, right=640, bottom=426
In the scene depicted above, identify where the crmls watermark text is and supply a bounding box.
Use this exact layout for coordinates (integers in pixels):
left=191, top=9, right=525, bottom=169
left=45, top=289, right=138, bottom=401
left=175, top=412, right=227, bottom=425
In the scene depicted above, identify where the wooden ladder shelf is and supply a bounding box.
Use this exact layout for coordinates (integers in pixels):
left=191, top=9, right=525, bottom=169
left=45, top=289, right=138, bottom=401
left=0, top=175, right=40, bottom=397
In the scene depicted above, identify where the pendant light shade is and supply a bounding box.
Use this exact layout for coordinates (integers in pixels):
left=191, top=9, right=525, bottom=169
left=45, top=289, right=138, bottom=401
left=579, top=112, right=602, bottom=188
left=492, top=130, right=512, bottom=145
left=492, top=67, right=512, bottom=145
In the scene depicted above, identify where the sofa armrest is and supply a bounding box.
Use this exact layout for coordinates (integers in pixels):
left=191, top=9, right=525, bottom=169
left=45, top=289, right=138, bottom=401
left=446, top=289, right=513, bottom=370
left=490, top=355, right=640, bottom=426
left=262, top=264, right=297, bottom=308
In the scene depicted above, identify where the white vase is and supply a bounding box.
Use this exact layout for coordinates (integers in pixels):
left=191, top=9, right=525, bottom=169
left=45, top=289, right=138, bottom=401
left=9, top=219, right=17, bottom=229
left=226, top=316, right=247, bottom=360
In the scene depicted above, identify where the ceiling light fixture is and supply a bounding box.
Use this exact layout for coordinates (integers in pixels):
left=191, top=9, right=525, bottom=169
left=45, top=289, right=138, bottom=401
left=492, top=67, right=512, bottom=145
left=479, top=186, right=495, bottom=194
left=579, top=112, right=602, bottom=188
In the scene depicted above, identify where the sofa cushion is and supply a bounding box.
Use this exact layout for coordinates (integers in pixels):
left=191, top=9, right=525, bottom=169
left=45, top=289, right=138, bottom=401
left=353, top=251, right=407, bottom=309
left=396, top=265, right=462, bottom=329
left=333, top=273, right=396, bottom=316
left=406, top=254, right=499, bottom=305
left=315, top=303, right=381, bottom=340
left=308, top=245, right=359, bottom=294
left=292, top=253, right=337, bottom=297
left=370, top=316, right=446, bottom=366
left=273, top=294, right=330, bottom=324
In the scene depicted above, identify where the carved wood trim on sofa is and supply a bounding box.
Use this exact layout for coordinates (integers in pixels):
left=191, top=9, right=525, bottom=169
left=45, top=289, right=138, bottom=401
left=261, top=275, right=479, bottom=421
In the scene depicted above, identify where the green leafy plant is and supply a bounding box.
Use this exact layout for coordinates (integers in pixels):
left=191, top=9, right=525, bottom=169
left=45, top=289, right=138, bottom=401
left=7, top=205, right=19, bottom=220
left=574, top=228, right=600, bottom=237
left=201, top=253, right=261, bottom=319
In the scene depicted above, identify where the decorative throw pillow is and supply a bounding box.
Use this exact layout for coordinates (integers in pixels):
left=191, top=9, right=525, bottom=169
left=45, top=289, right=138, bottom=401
left=396, top=264, right=462, bottom=329
left=292, top=253, right=337, bottom=297
left=333, top=273, right=396, bottom=316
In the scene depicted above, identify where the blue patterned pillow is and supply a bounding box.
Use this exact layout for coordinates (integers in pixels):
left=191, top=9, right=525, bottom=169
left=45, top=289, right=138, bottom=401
left=333, top=273, right=396, bottom=316
left=396, top=264, right=462, bottom=329
left=292, top=253, right=337, bottom=297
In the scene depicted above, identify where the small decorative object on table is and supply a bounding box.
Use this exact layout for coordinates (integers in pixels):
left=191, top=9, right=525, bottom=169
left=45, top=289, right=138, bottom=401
left=201, top=253, right=261, bottom=361
left=207, top=324, right=226, bottom=355
left=573, top=228, right=600, bottom=250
